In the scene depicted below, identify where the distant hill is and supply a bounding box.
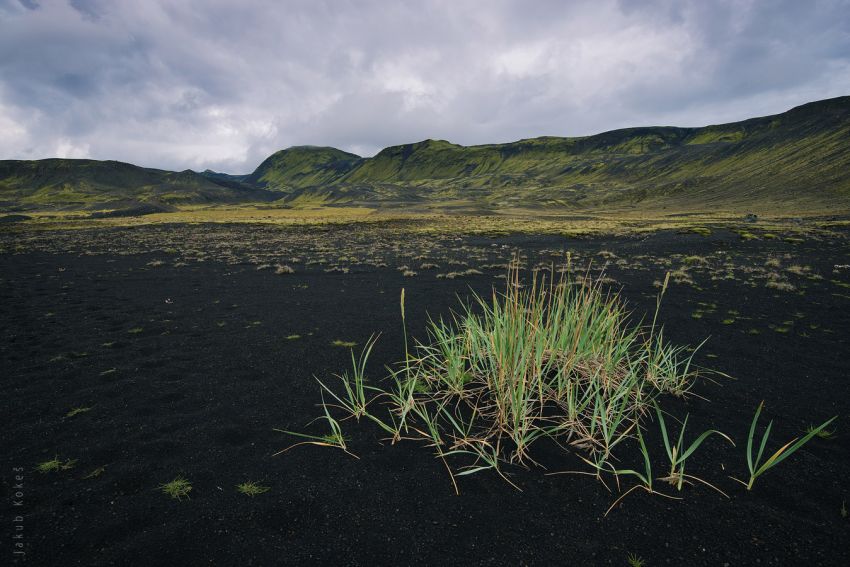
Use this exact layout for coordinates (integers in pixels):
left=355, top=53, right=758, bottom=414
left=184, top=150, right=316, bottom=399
left=0, top=159, right=275, bottom=212
left=2, top=96, right=849, bottom=213
left=257, top=96, right=850, bottom=210
left=245, top=146, right=362, bottom=190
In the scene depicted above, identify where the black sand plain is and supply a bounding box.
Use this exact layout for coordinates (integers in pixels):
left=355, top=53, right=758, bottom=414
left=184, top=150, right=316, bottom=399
left=2, top=224, right=849, bottom=565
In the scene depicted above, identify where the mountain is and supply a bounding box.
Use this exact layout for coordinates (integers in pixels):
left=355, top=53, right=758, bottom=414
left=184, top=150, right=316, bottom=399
left=0, top=159, right=276, bottom=211
left=245, top=146, right=362, bottom=190
left=2, top=96, right=849, bottom=213
left=261, top=96, right=850, bottom=210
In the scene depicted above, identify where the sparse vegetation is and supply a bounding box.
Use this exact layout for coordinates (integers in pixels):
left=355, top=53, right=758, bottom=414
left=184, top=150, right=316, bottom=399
left=734, top=402, right=836, bottom=490
left=65, top=406, right=93, bottom=418
left=160, top=476, right=193, bottom=500
left=36, top=457, right=77, bottom=473
left=284, top=265, right=713, bottom=497
left=236, top=481, right=270, bottom=497
left=82, top=466, right=106, bottom=479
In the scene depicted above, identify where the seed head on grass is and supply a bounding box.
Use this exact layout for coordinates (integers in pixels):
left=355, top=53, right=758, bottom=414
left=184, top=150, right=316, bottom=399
left=236, top=481, right=270, bottom=497
left=160, top=476, right=193, bottom=500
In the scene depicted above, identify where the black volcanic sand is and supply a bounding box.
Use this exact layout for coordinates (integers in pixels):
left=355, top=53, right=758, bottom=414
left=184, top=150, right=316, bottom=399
left=2, top=228, right=849, bottom=566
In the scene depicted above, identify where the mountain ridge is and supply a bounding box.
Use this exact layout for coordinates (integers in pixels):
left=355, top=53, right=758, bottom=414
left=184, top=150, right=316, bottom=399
left=2, top=96, right=849, bottom=212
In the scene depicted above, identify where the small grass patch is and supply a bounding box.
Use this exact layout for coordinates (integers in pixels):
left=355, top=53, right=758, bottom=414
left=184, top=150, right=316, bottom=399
left=331, top=340, right=357, bottom=348
left=36, top=457, right=77, bottom=473
left=160, top=476, right=193, bottom=500
left=236, top=481, right=270, bottom=497
left=65, top=406, right=92, bottom=418
left=82, top=466, right=106, bottom=479
left=127, top=327, right=144, bottom=334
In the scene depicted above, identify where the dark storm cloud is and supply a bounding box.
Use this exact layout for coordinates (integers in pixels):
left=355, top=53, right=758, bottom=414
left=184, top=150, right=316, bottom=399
left=0, top=0, right=848, bottom=172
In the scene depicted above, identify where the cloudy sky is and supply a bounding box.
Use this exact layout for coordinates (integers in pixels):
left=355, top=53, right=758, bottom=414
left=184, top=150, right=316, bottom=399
left=1, top=0, right=849, bottom=173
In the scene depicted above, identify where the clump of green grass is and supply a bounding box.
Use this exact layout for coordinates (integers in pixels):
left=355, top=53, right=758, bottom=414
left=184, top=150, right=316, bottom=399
left=627, top=552, right=646, bottom=567
left=36, top=457, right=77, bottom=473
left=332, top=339, right=357, bottom=348
left=766, top=280, right=795, bottom=292
left=285, top=263, right=703, bottom=493
left=682, top=255, right=708, bottom=266
left=236, top=481, right=270, bottom=497
left=160, top=476, right=193, bottom=500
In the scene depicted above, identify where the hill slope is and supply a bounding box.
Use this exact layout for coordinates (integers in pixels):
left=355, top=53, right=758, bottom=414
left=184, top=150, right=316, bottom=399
left=265, top=96, right=850, bottom=210
left=0, top=159, right=275, bottom=211
left=2, top=96, right=849, bottom=213
left=245, top=146, right=362, bottom=190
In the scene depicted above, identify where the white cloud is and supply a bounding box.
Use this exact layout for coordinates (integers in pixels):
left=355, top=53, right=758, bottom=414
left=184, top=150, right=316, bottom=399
left=0, top=0, right=847, bottom=172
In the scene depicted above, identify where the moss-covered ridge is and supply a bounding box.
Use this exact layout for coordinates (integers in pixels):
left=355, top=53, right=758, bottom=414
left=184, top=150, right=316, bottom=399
left=246, top=146, right=362, bottom=190
left=2, top=96, right=849, bottom=212
left=0, top=158, right=275, bottom=210
left=249, top=96, right=850, bottom=210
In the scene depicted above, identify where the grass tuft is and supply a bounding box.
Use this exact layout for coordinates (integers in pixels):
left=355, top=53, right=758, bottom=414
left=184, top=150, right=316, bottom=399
left=160, top=476, right=193, bottom=500
left=236, top=481, right=270, bottom=497
left=36, top=456, right=77, bottom=473
left=286, top=262, right=705, bottom=493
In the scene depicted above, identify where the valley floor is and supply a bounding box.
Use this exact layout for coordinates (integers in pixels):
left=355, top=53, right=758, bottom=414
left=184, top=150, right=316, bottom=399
left=1, top=225, right=849, bottom=565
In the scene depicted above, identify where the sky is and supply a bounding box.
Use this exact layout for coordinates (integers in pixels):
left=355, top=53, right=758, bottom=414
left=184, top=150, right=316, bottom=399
left=1, top=0, right=849, bottom=173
